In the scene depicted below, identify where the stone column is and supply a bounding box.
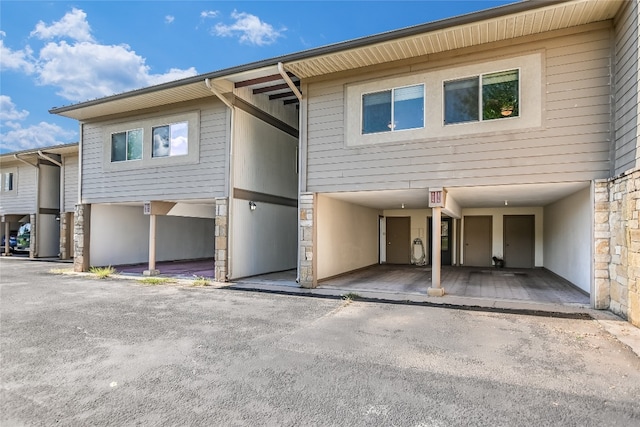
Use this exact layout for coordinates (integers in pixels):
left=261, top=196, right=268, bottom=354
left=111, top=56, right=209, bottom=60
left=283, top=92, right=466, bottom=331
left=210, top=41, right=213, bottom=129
left=215, top=198, right=228, bottom=282
left=29, top=214, right=36, bottom=259
left=59, top=212, right=72, bottom=260
left=593, top=180, right=611, bottom=309
left=74, top=204, right=91, bottom=272
left=299, top=192, right=316, bottom=288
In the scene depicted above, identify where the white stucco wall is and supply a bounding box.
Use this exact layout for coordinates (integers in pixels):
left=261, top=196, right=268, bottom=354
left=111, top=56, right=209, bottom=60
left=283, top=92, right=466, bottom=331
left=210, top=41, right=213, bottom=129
left=230, top=200, right=297, bottom=279
left=317, top=196, right=381, bottom=280
left=543, top=187, right=591, bottom=293
left=90, top=204, right=215, bottom=267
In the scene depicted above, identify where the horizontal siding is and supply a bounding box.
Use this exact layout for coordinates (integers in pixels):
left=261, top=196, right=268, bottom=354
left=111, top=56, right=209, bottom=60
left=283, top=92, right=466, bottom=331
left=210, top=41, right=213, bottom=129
left=81, top=101, right=228, bottom=204
left=305, top=26, right=614, bottom=193
left=63, top=155, right=78, bottom=212
left=0, top=164, right=37, bottom=215
left=613, top=0, right=639, bottom=175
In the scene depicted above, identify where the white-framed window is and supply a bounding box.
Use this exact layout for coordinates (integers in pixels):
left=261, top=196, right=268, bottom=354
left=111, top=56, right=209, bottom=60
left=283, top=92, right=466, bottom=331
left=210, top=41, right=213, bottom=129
left=152, top=121, right=189, bottom=158
left=111, top=128, right=143, bottom=162
left=444, top=69, right=519, bottom=125
left=345, top=53, right=540, bottom=147
left=362, top=84, right=424, bottom=134
left=103, top=111, right=200, bottom=171
left=2, top=171, right=15, bottom=192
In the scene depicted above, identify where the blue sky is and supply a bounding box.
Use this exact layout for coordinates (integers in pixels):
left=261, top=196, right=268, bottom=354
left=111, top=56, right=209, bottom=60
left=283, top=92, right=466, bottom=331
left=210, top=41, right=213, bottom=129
left=0, top=0, right=518, bottom=153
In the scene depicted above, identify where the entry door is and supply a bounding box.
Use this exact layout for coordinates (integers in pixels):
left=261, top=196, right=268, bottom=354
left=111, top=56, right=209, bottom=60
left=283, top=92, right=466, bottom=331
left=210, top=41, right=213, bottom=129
left=504, top=215, right=534, bottom=268
left=386, top=217, right=410, bottom=264
left=463, top=216, right=492, bottom=267
left=428, top=217, right=452, bottom=265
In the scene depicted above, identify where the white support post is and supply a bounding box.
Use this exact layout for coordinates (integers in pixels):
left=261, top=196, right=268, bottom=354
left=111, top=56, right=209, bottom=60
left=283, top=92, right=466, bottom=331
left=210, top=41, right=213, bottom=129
left=144, top=214, right=159, bottom=276
left=428, top=206, right=445, bottom=296
left=3, top=221, right=11, bottom=256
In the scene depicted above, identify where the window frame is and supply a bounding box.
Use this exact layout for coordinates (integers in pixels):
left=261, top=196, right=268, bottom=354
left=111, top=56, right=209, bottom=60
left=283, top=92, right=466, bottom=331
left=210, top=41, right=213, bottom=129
left=110, top=128, right=144, bottom=162
left=443, top=68, right=521, bottom=126
left=151, top=121, right=189, bottom=158
left=2, top=170, right=16, bottom=193
left=361, top=83, right=425, bottom=135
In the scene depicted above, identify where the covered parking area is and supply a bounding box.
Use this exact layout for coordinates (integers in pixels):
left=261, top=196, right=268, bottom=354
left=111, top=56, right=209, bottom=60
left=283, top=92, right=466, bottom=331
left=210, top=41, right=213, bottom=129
left=309, top=181, right=594, bottom=305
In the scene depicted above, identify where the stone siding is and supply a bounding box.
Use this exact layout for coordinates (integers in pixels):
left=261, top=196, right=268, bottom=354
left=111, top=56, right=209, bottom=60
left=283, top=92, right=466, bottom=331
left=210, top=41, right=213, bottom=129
left=594, top=169, right=640, bottom=327
left=74, top=204, right=90, bottom=272
left=215, top=198, right=228, bottom=282
left=298, top=192, right=316, bottom=288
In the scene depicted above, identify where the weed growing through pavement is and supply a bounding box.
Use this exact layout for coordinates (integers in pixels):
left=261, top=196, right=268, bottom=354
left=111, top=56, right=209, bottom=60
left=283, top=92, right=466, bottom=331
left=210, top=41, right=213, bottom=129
left=342, top=292, right=360, bottom=303
left=138, top=277, right=174, bottom=286
left=49, top=268, right=73, bottom=275
left=192, top=276, right=211, bottom=287
left=89, top=265, right=117, bottom=279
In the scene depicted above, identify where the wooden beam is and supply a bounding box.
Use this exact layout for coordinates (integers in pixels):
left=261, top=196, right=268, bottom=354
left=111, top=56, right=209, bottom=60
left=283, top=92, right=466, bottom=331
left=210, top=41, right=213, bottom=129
left=268, top=91, right=296, bottom=100
left=253, top=81, right=299, bottom=94
left=234, top=72, right=295, bottom=88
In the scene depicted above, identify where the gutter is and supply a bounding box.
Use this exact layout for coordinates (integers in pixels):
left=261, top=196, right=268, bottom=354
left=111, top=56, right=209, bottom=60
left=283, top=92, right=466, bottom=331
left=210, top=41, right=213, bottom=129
left=37, top=151, right=62, bottom=167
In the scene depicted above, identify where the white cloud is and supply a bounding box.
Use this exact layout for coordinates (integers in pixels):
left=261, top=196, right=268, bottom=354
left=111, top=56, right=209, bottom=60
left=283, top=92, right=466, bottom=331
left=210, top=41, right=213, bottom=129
left=165, top=15, right=175, bottom=24
left=0, top=96, right=75, bottom=152
left=30, top=8, right=94, bottom=42
left=200, top=11, right=219, bottom=19
left=0, top=95, right=29, bottom=122
left=1, top=8, right=198, bottom=103
left=36, top=41, right=197, bottom=102
left=214, top=10, right=285, bottom=46
left=0, top=121, right=76, bottom=152
left=0, top=40, right=35, bottom=74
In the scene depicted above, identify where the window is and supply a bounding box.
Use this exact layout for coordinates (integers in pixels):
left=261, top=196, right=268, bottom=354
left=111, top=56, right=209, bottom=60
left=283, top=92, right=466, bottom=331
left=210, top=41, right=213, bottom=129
left=111, top=128, right=143, bottom=162
left=3, top=172, right=14, bottom=191
left=362, top=84, right=424, bottom=134
left=152, top=122, right=188, bottom=158
left=444, top=69, right=519, bottom=125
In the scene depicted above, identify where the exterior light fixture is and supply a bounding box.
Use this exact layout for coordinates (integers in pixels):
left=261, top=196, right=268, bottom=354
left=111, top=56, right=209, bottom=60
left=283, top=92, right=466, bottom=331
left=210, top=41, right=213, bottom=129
left=504, top=200, right=508, bottom=206
left=401, top=203, right=405, bottom=209
left=249, top=201, right=257, bottom=211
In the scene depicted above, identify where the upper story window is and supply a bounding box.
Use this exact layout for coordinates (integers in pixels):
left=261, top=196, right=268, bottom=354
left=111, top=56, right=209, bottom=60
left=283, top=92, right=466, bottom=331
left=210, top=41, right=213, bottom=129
left=444, top=69, right=519, bottom=125
left=2, top=172, right=14, bottom=192
left=152, top=122, right=189, bottom=158
left=362, top=84, right=424, bottom=134
left=111, top=128, right=143, bottom=162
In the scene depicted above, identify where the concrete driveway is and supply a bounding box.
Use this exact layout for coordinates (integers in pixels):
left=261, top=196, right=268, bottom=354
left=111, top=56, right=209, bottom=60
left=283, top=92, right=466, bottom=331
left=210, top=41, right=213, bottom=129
left=1, top=258, right=639, bottom=426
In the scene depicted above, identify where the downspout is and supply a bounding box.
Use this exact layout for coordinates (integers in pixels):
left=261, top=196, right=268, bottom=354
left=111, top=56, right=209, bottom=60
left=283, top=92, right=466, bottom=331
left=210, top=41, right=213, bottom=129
left=278, top=62, right=304, bottom=283
left=205, top=78, right=235, bottom=280
left=13, top=154, right=37, bottom=168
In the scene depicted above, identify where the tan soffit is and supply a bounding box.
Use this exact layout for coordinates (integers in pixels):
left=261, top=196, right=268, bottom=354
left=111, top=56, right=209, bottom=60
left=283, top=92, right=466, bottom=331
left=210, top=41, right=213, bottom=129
left=284, top=0, right=623, bottom=78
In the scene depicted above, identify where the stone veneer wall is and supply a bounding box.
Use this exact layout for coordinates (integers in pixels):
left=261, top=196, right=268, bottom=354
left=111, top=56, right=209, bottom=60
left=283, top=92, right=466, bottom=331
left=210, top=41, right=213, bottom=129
left=59, top=212, right=72, bottom=260
left=299, top=192, right=316, bottom=288
left=74, top=204, right=90, bottom=272
left=215, top=197, right=228, bottom=282
left=29, top=213, right=36, bottom=259
left=594, top=169, right=640, bottom=327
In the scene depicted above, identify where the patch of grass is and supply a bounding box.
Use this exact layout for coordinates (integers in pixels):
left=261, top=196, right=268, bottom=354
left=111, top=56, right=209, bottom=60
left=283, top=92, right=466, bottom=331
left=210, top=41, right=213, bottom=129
left=89, top=265, right=117, bottom=279
left=138, top=277, right=174, bottom=286
left=342, top=292, right=361, bottom=302
left=49, top=267, right=73, bottom=275
left=191, top=276, right=211, bottom=287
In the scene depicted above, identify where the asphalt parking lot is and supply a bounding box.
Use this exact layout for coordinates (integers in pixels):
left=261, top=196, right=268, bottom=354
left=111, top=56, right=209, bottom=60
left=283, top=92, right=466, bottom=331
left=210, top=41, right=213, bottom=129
left=1, top=259, right=640, bottom=426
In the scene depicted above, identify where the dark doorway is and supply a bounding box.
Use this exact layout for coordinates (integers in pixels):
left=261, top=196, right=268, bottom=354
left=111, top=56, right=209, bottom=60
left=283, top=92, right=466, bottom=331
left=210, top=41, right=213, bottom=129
left=463, top=216, right=492, bottom=267
left=504, top=215, right=535, bottom=268
left=428, top=216, right=452, bottom=265
left=386, top=217, right=411, bottom=264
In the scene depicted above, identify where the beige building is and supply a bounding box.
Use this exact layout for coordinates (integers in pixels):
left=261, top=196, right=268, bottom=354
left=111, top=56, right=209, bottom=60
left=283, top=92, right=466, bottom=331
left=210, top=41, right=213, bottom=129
left=286, top=0, right=638, bottom=326
left=50, top=0, right=639, bottom=327
left=0, top=143, right=79, bottom=259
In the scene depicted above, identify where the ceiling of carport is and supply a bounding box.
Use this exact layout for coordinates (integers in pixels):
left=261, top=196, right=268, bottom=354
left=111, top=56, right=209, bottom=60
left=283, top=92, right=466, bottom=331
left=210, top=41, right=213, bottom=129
left=323, top=181, right=591, bottom=210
